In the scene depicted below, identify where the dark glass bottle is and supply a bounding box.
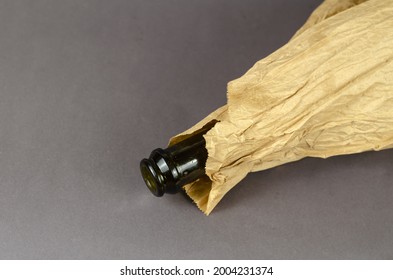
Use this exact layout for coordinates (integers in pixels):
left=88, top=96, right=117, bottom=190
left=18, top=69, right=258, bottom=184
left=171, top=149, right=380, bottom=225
left=140, top=121, right=216, bottom=196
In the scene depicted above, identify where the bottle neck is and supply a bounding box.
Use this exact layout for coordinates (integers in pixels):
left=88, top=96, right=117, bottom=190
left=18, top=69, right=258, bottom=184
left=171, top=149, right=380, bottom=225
left=140, top=120, right=217, bottom=196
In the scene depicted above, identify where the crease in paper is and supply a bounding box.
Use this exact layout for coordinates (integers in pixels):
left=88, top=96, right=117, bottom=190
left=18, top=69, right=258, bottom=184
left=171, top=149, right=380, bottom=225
left=169, top=0, right=393, bottom=215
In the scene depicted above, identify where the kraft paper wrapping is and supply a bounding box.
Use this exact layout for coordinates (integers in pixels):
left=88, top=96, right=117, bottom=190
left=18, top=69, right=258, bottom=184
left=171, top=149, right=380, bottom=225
left=169, top=0, right=393, bottom=215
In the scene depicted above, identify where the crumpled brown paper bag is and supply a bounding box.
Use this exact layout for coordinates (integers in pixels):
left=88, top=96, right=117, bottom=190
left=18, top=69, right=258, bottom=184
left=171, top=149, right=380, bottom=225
left=170, top=0, right=393, bottom=215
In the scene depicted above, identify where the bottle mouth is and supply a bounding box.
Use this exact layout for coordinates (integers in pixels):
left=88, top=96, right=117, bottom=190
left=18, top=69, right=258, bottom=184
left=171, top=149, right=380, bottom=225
left=140, top=158, right=164, bottom=197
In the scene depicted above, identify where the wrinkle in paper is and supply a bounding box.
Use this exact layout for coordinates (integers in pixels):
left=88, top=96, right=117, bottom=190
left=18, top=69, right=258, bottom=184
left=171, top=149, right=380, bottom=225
left=170, top=0, right=393, bottom=215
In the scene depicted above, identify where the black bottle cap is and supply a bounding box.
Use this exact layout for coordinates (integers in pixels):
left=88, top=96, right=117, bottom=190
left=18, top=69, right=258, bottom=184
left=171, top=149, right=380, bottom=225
left=140, top=158, right=165, bottom=197
left=140, top=120, right=218, bottom=197
left=140, top=148, right=180, bottom=196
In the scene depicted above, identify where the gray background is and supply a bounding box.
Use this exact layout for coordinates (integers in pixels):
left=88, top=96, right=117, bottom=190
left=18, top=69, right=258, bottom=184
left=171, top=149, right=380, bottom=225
left=1, top=0, right=392, bottom=259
